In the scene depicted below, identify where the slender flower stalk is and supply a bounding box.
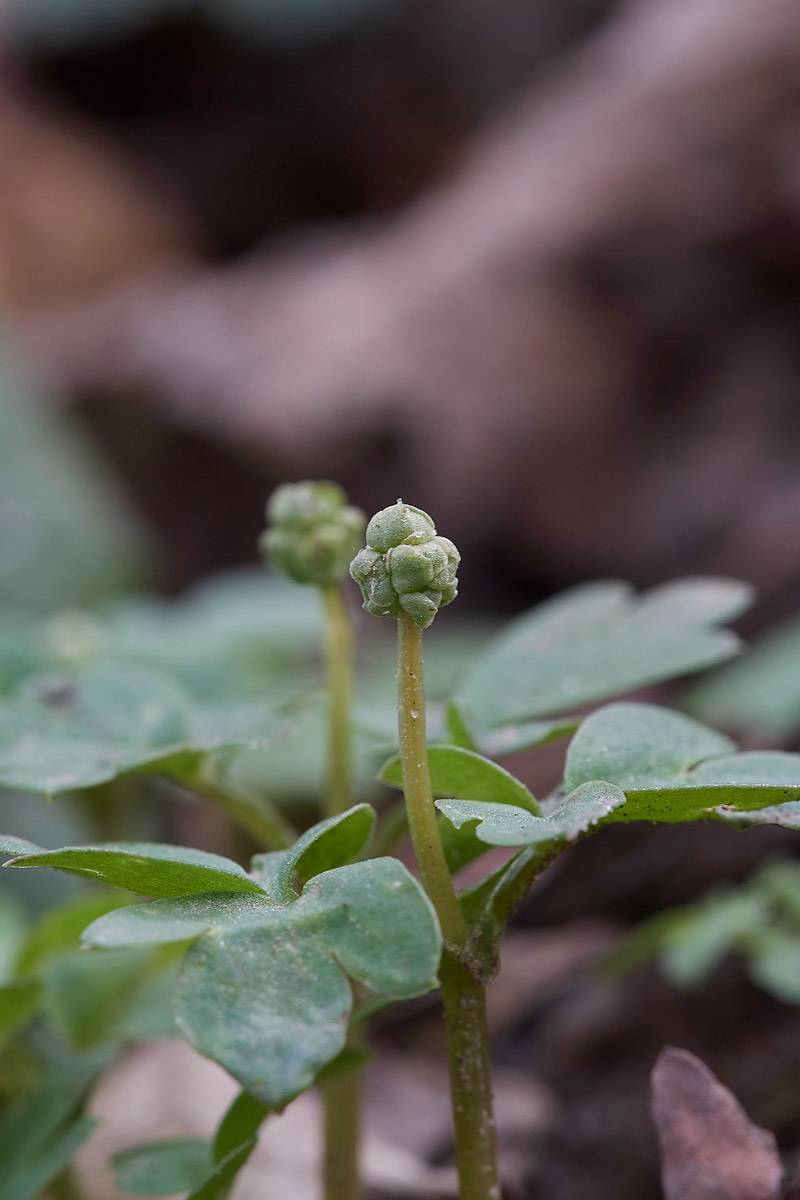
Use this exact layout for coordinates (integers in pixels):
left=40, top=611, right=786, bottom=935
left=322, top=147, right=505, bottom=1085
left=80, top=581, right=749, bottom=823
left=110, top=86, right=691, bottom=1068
left=352, top=502, right=501, bottom=1200
left=321, top=583, right=354, bottom=818
left=320, top=580, right=362, bottom=1200
left=262, top=481, right=366, bottom=1200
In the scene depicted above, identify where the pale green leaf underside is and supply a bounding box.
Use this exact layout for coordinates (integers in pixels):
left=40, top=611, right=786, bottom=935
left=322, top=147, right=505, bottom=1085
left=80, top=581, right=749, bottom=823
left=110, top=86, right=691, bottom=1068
left=437, top=781, right=626, bottom=847
left=379, top=745, right=539, bottom=814
left=455, top=579, right=751, bottom=732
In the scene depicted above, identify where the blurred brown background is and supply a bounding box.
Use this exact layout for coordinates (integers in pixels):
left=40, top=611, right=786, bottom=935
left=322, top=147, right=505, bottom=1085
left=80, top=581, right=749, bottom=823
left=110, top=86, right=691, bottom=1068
left=3, top=0, right=800, bottom=620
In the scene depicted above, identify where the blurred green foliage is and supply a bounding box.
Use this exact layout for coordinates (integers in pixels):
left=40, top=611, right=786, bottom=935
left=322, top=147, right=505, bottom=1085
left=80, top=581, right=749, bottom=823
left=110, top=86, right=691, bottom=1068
left=0, top=342, right=148, bottom=615
left=605, top=859, right=800, bottom=1005
left=687, top=613, right=800, bottom=742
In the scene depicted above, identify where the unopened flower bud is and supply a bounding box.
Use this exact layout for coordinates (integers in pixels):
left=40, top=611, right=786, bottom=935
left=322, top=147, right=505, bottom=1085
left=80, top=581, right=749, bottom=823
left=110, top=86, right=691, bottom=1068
left=350, top=501, right=460, bottom=628
left=260, top=481, right=365, bottom=587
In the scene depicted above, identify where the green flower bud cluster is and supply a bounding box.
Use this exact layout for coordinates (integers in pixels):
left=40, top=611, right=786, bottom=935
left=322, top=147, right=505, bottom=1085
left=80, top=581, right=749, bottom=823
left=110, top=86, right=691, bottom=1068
left=349, top=501, right=460, bottom=628
left=260, top=481, right=366, bottom=587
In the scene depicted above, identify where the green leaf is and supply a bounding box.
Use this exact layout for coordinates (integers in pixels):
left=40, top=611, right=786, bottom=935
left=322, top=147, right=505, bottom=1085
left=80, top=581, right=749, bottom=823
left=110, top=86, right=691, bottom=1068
left=113, top=1139, right=213, bottom=1196
left=117, top=965, right=181, bottom=1040
left=101, top=568, right=321, bottom=700
left=438, top=815, right=493, bottom=875
left=748, top=931, right=800, bottom=1004
left=474, top=716, right=582, bottom=760
left=250, top=804, right=376, bottom=902
left=685, top=612, right=800, bottom=740
left=5, top=842, right=264, bottom=898
left=564, top=703, right=800, bottom=822
left=437, top=781, right=627, bottom=847
left=0, top=1050, right=106, bottom=1200
left=444, top=700, right=478, bottom=750
left=186, top=1140, right=257, bottom=1200
left=83, top=893, right=275, bottom=948
left=659, top=892, right=769, bottom=989
left=173, top=859, right=440, bottom=1105
left=379, top=745, right=539, bottom=814
left=42, top=946, right=162, bottom=1049
left=0, top=662, right=304, bottom=797
left=455, top=579, right=751, bottom=732
left=753, top=861, right=800, bottom=920
left=212, top=1091, right=270, bottom=1163
left=564, top=702, right=734, bottom=792
left=16, top=890, right=126, bottom=976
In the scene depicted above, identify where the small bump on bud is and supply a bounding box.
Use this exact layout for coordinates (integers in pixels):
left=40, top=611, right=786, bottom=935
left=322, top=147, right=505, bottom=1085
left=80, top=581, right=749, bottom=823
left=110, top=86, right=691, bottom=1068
left=261, top=480, right=366, bottom=587
left=350, top=500, right=460, bottom=628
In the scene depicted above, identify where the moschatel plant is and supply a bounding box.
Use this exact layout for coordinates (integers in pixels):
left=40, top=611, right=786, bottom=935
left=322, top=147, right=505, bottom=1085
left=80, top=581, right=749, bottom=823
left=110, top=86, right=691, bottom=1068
left=5, top=490, right=800, bottom=1199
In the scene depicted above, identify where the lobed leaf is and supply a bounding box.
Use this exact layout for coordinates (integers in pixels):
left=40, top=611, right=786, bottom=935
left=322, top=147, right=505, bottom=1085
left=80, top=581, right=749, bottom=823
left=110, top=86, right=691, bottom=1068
left=455, top=579, right=751, bottom=733
left=8, top=813, right=440, bottom=1104
left=437, top=781, right=626, bottom=848
left=565, top=703, right=800, bottom=823
left=174, top=858, right=440, bottom=1106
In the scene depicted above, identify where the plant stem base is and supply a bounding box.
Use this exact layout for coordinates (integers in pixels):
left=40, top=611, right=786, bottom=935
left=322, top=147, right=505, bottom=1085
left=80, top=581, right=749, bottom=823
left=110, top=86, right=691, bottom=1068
left=323, top=1054, right=362, bottom=1200
left=440, top=953, right=501, bottom=1200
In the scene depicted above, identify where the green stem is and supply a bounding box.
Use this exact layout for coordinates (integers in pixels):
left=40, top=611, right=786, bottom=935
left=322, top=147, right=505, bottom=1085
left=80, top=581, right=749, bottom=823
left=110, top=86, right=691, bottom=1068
left=188, top=763, right=296, bottom=851
left=321, top=582, right=361, bottom=1200
left=396, top=614, right=466, bottom=944
left=321, top=584, right=354, bottom=818
left=396, top=612, right=500, bottom=1200
left=322, top=1030, right=363, bottom=1200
